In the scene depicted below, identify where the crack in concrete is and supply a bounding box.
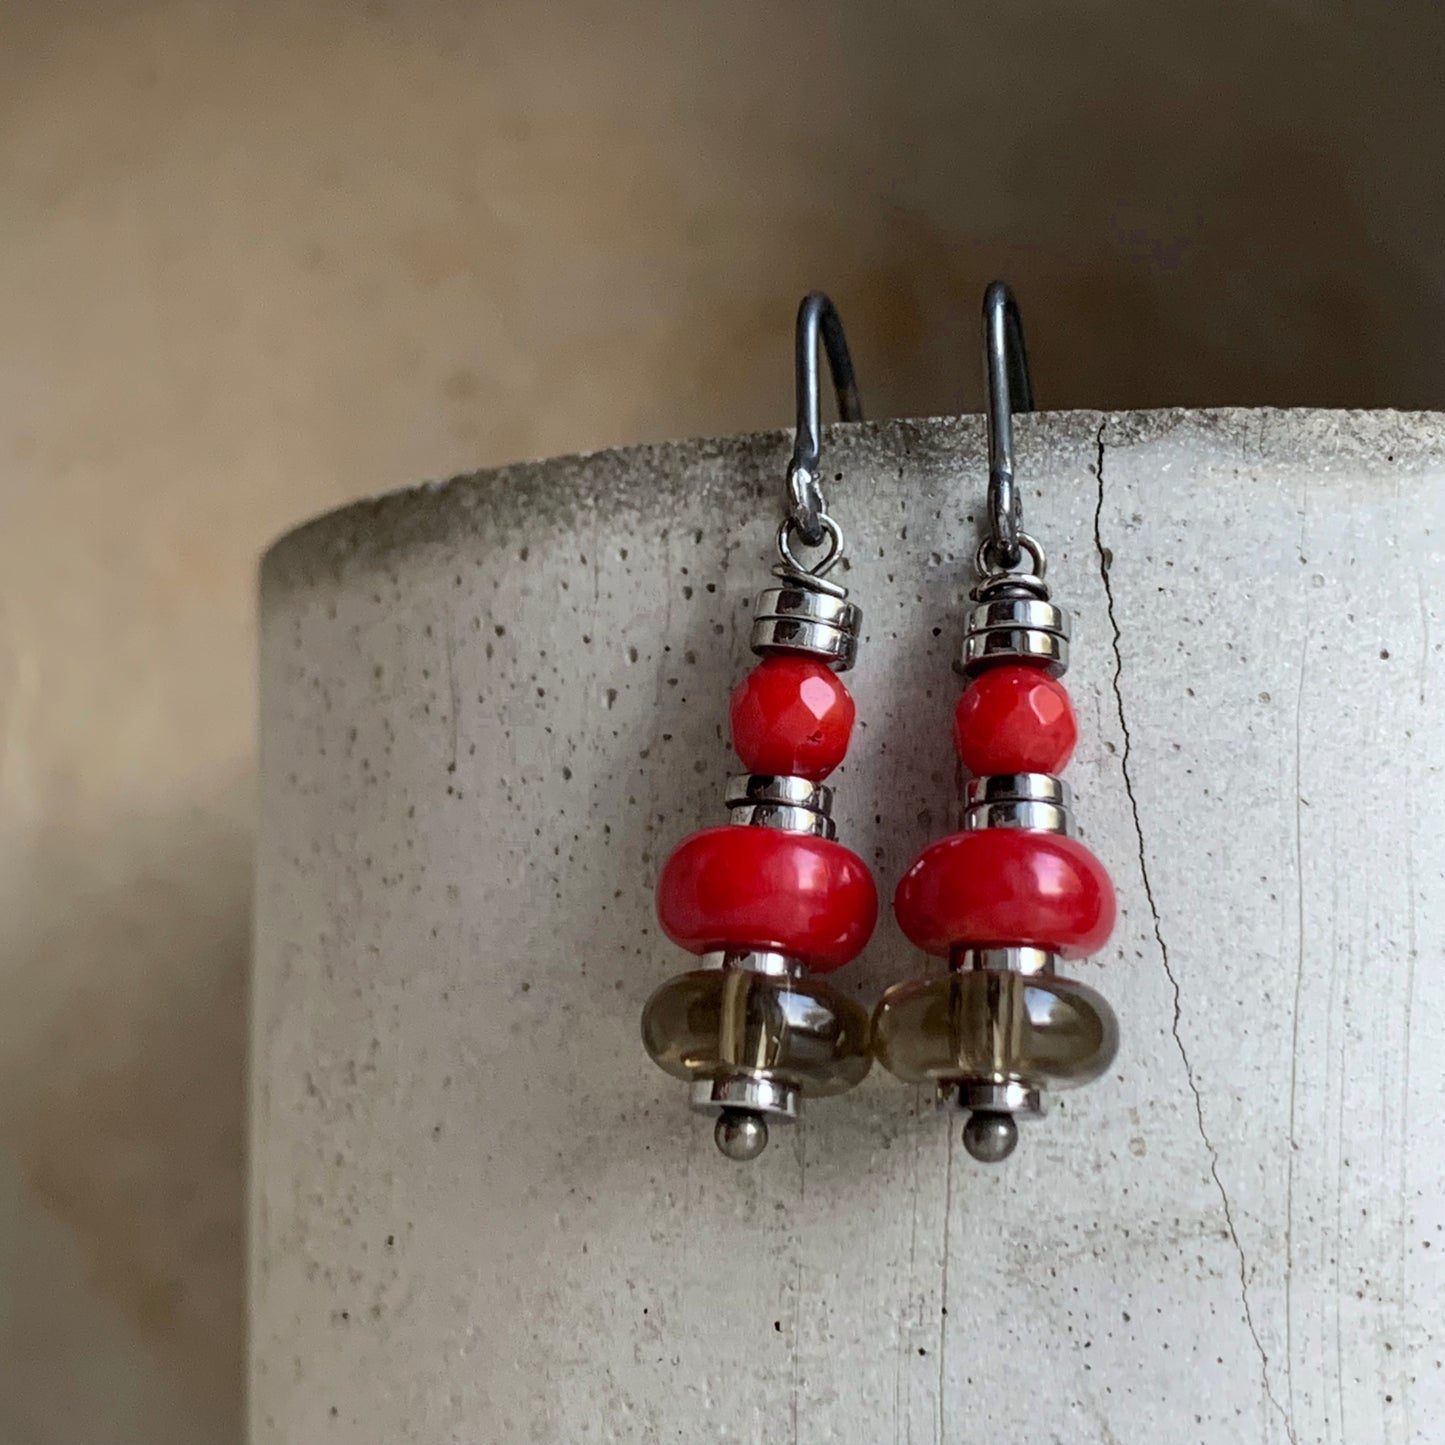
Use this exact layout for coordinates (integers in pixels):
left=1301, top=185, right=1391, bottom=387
left=1091, top=420, right=1297, bottom=1445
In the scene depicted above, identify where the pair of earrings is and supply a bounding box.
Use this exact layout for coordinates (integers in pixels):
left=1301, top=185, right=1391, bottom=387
left=640, top=285, right=1119, bottom=1164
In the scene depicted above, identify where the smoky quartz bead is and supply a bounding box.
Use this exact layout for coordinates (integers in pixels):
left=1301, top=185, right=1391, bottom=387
left=871, top=968, right=1118, bottom=1091
left=640, top=967, right=872, bottom=1098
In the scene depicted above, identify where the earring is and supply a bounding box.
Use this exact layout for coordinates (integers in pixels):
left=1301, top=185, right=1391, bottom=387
left=872, top=282, right=1119, bottom=1163
left=640, top=293, right=878, bottom=1161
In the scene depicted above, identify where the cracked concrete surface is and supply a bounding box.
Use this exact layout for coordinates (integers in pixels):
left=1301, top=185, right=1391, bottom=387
left=257, top=411, right=1445, bottom=1443
left=1094, top=419, right=1296, bottom=1443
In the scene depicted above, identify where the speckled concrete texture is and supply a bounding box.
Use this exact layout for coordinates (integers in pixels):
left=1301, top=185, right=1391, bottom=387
left=256, top=410, right=1445, bottom=1444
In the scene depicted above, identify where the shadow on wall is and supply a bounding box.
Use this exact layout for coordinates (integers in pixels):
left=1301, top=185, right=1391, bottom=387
left=0, top=797, right=248, bottom=1445
left=649, top=3, right=1445, bottom=433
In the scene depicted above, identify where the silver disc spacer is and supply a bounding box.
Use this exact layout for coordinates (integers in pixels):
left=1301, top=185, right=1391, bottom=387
left=950, top=945, right=1059, bottom=976
left=699, top=947, right=804, bottom=979
left=961, top=773, right=1072, bottom=835
left=725, top=774, right=836, bottom=838
left=959, top=571, right=1069, bottom=678
left=690, top=1074, right=801, bottom=1123
left=939, top=1078, right=1047, bottom=1120
left=751, top=578, right=861, bottom=672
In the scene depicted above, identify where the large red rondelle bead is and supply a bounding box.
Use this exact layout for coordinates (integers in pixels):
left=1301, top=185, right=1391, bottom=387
left=953, top=665, right=1077, bottom=776
left=730, top=656, right=855, bottom=781
left=893, top=829, right=1114, bottom=959
left=657, top=825, right=877, bottom=971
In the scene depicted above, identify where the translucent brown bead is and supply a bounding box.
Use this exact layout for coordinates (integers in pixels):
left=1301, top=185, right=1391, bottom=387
left=871, top=969, right=1117, bottom=1090
left=641, top=968, right=872, bottom=1097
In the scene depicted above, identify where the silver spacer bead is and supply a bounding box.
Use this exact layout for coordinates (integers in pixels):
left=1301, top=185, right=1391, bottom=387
left=959, top=576, right=1070, bottom=678
left=939, top=1078, right=1048, bottom=1119
left=691, top=1075, right=801, bottom=1123
left=962, top=773, right=1072, bottom=835
left=699, top=948, right=803, bottom=978
left=726, top=773, right=837, bottom=838
left=950, top=945, right=1058, bottom=976
left=751, top=582, right=862, bottom=672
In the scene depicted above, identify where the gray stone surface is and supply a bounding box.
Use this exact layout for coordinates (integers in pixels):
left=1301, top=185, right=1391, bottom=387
left=255, top=410, right=1445, bottom=1444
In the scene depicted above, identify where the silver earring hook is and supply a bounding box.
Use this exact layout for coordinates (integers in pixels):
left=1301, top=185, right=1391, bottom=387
left=983, top=280, right=1036, bottom=572
left=786, top=292, right=863, bottom=553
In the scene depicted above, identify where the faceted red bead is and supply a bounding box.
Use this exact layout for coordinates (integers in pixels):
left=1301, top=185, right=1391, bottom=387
left=730, top=656, right=855, bottom=781
left=656, top=825, right=877, bottom=972
left=893, top=829, right=1115, bottom=959
left=953, top=665, right=1077, bottom=776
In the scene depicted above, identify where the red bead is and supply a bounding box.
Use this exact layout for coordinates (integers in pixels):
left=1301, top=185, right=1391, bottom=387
left=730, top=656, right=855, bottom=781
left=657, top=825, right=877, bottom=971
left=893, top=829, right=1115, bottom=959
left=953, top=665, right=1078, bottom=776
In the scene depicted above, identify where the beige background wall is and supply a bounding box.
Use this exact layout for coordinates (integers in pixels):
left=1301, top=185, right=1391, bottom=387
left=1, top=3, right=1442, bottom=1441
